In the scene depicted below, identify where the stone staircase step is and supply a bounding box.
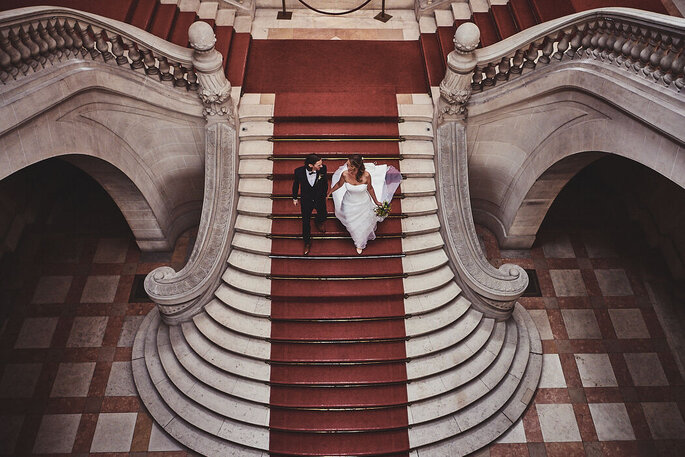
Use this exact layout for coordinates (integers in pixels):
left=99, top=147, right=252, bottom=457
left=404, top=264, right=455, bottom=296
left=400, top=140, right=435, bottom=158
left=404, top=280, right=462, bottom=315
left=404, top=293, right=470, bottom=337
left=205, top=299, right=271, bottom=339
left=406, top=306, right=484, bottom=359
left=215, top=283, right=271, bottom=317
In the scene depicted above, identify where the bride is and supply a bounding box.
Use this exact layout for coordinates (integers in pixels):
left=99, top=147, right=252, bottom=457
left=327, top=154, right=401, bottom=254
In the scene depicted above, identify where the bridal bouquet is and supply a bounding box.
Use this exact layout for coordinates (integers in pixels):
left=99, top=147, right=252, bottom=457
left=375, top=201, right=391, bottom=219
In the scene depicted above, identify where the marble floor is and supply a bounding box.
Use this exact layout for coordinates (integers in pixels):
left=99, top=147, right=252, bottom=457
left=0, top=163, right=684, bottom=456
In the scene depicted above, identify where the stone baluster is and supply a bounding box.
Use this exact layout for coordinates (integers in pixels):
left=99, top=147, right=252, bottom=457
left=521, top=40, right=539, bottom=73
left=188, top=21, right=233, bottom=120
left=75, top=23, right=98, bottom=59
left=186, top=68, right=199, bottom=91
left=0, top=44, right=11, bottom=82
left=620, top=25, right=639, bottom=68
left=439, top=22, right=480, bottom=120
left=581, top=21, right=596, bottom=57
left=122, top=38, right=144, bottom=71
left=631, top=27, right=650, bottom=73
left=158, top=56, right=174, bottom=81
left=63, top=20, right=84, bottom=56
left=662, top=37, right=682, bottom=88
left=567, top=24, right=585, bottom=59
left=46, top=20, right=66, bottom=59
left=642, top=30, right=664, bottom=80
left=19, top=26, right=43, bottom=68
left=108, top=33, right=127, bottom=66
left=37, top=23, right=59, bottom=62
left=8, top=29, right=35, bottom=73
left=538, top=35, right=555, bottom=65
left=553, top=27, right=572, bottom=61
left=171, top=61, right=187, bottom=88
left=495, top=55, right=510, bottom=82
left=28, top=24, right=50, bottom=65
left=592, top=19, right=609, bottom=60
left=671, top=49, right=685, bottom=92
left=654, top=35, right=675, bottom=85
left=508, top=49, right=525, bottom=76
left=141, top=48, right=159, bottom=75
left=0, top=33, right=24, bottom=77
left=612, top=22, right=629, bottom=65
left=471, top=65, right=484, bottom=92
left=95, top=29, right=113, bottom=62
left=482, top=62, right=497, bottom=88
left=601, top=21, right=618, bottom=61
left=589, top=20, right=603, bottom=58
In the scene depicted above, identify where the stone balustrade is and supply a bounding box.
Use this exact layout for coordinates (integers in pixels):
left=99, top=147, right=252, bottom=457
left=439, top=8, right=685, bottom=119
left=472, top=8, right=685, bottom=93
left=0, top=6, right=197, bottom=90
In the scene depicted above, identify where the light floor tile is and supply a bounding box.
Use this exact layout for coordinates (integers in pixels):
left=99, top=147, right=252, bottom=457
left=51, top=362, right=96, bottom=397
left=148, top=422, right=184, bottom=451
left=495, top=418, right=526, bottom=443
left=80, top=275, right=120, bottom=303
left=588, top=403, right=635, bottom=441
left=93, top=238, right=129, bottom=263
left=118, top=315, right=144, bottom=347
left=0, top=363, right=42, bottom=398
left=90, top=412, right=137, bottom=452
left=105, top=361, right=136, bottom=397
left=608, top=309, right=650, bottom=339
left=31, top=275, right=72, bottom=304
left=67, top=316, right=108, bottom=347
left=575, top=353, right=618, bottom=387
left=528, top=309, right=553, bottom=340
left=624, top=353, right=669, bottom=386
left=550, top=269, right=587, bottom=297
left=562, top=309, right=601, bottom=339
left=642, top=402, right=685, bottom=439
left=595, top=269, right=633, bottom=296
left=33, top=414, right=81, bottom=453
left=539, top=354, right=567, bottom=388
left=542, top=233, right=575, bottom=258
left=14, top=317, right=58, bottom=348
left=536, top=403, right=582, bottom=442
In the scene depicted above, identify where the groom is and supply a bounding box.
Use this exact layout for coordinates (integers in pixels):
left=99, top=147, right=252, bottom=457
left=292, top=154, right=328, bottom=255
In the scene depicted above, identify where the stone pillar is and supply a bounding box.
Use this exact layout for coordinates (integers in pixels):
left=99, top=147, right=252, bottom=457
left=188, top=21, right=234, bottom=122
left=439, top=22, right=480, bottom=121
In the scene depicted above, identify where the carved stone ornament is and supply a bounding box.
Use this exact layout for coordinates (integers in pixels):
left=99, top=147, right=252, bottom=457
left=189, top=21, right=234, bottom=121
left=439, top=22, right=480, bottom=122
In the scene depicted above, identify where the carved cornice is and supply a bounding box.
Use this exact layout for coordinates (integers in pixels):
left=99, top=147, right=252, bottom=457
left=435, top=122, right=528, bottom=319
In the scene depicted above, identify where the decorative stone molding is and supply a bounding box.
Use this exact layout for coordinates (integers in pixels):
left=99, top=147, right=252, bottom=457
left=144, top=21, right=238, bottom=324
left=435, top=122, right=528, bottom=319
left=439, top=22, right=480, bottom=121
left=0, top=6, right=197, bottom=88
left=188, top=21, right=234, bottom=121
left=414, top=0, right=453, bottom=19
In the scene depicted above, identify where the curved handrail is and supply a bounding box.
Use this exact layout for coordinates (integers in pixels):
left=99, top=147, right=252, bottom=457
left=435, top=121, right=528, bottom=319
left=0, top=6, right=196, bottom=88
left=470, top=8, right=685, bottom=93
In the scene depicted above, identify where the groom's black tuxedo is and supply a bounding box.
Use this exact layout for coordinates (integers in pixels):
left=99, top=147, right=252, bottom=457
left=292, top=165, right=328, bottom=243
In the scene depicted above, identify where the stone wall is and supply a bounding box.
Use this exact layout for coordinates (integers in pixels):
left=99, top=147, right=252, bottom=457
left=0, top=60, right=206, bottom=251
left=465, top=58, right=685, bottom=249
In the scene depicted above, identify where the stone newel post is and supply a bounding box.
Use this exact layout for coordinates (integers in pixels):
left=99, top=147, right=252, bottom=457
left=188, top=21, right=234, bottom=121
left=439, top=22, right=480, bottom=121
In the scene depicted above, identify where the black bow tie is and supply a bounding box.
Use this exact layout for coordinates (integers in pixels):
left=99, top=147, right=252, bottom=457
left=308, top=171, right=316, bottom=175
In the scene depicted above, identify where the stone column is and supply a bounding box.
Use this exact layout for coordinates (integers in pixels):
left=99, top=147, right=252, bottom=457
left=439, top=22, right=480, bottom=121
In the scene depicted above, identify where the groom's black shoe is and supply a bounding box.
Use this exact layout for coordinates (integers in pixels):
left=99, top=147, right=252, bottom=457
left=303, top=241, right=311, bottom=255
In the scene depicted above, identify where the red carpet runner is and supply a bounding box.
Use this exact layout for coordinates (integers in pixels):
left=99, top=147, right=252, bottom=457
left=268, top=89, right=410, bottom=456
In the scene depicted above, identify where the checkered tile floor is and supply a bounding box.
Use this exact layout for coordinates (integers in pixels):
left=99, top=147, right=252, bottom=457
left=1, top=177, right=683, bottom=456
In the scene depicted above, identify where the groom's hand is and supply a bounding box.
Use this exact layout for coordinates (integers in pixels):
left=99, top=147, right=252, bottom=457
left=293, top=199, right=298, bottom=206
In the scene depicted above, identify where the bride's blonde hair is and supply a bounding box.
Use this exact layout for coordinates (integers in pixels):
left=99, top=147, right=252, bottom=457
left=348, top=154, right=364, bottom=182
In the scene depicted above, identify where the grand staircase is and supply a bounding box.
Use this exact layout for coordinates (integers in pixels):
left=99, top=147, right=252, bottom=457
left=132, top=86, right=542, bottom=455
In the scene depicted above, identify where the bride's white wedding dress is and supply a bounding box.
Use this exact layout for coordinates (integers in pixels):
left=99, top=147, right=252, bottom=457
left=331, top=163, right=401, bottom=250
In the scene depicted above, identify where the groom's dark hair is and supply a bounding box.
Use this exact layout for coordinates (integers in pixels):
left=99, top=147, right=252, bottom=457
left=304, top=154, right=321, bottom=170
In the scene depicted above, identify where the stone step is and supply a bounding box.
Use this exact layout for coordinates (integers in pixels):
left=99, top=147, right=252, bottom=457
left=238, top=103, right=274, bottom=122
left=238, top=140, right=273, bottom=158
left=398, top=103, right=434, bottom=121
left=406, top=306, right=483, bottom=359
left=404, top=293, right=470, bottom=337
left=398, top=121, right=434, bottom=140
left=205, top=298, right=271, bottom=339
left=404, top=264, right=455, bottom=296
left=193, top=312, right=270, bottom=359
left=398, top=158, right=435, bottom=178
left=214, top=283, right=271, bottom=317
left=399, top=140, right=435, bottom=158
left=404, top=280, right=461, bottom=315
left=239, top=121, right=273, bottom=141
